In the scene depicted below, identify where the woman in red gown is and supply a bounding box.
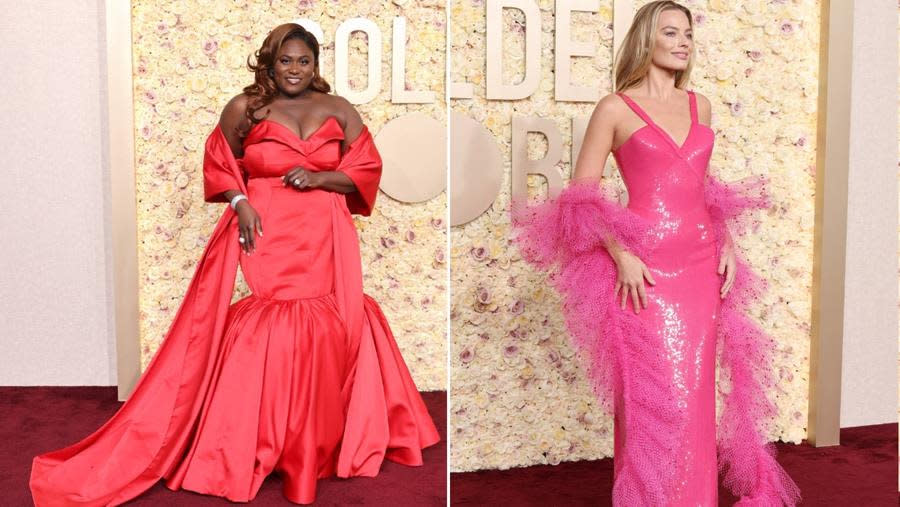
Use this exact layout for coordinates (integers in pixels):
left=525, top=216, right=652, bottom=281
left=30, top=23, right=440, bottom=506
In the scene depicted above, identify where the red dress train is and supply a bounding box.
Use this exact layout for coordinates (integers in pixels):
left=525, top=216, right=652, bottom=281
left=29, top=117, right=440, bottom=506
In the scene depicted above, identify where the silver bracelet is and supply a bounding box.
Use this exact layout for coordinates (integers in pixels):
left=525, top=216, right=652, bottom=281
left=229, top=193, right=248, bottom=210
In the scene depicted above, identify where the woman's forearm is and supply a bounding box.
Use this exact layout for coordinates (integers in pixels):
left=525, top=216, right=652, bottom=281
left=222, top=189, right=242, bottom=201
left=722, top=226, right=735, bottom=248
left=222, top=189, right=252, bottom=211
left=604, top=235, right=626, bottom=262
left=310, top=171, right=358, bottom=194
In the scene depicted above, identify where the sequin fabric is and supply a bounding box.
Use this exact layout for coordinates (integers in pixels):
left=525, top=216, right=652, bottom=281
left=511, top=90, right=801, bottom=506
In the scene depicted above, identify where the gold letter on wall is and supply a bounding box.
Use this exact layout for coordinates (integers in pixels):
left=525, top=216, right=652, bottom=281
left=335, top=18, right=382, bottom=104
left=555, top=0, right=599, bottom=102
left=486, top=0, right=541, bottom=100
left=511, top=116, right=564, bottom=200
left=392, top=17, right=435, bottom=104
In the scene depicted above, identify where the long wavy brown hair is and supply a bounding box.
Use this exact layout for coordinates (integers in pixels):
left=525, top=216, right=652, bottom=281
left=238, top=23, right=331, bottom=136
left=613, top=1, right=694, bottom=92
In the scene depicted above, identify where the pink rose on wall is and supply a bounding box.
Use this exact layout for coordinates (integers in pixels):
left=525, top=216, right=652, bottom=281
left=475, top=286, right=491, bottom=305
left=202, top=39, right=218, bottom=55
left=779, top=20, right=796, bottom=36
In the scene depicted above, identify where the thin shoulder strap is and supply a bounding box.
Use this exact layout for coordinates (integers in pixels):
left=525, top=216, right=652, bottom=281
left=615, top=92, right=656, bottom=127
left=687, top=90, right=697, bottom=124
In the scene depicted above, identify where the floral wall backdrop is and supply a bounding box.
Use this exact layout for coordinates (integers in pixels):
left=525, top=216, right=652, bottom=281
left=450, top=0, right=818, bottom=471
left=132, top=0, right=446, bottom=390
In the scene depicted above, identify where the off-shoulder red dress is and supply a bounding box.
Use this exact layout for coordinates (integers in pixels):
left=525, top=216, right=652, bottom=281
left=29, top=116, right=440, bottom=506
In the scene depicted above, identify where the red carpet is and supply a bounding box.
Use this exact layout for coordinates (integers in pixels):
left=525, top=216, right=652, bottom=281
left=451, top=424, right=897, bottom=506
left=2, top=387, right=446, bottom=506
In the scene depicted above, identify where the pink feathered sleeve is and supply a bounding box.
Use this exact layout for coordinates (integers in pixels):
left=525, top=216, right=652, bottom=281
left=510, top=179, right=655, bottom=408
left=703, top=172, right=771, bottom=248
left=511, top=179, right=653, bottom=267
left=337, top=126, right=382, bottom=216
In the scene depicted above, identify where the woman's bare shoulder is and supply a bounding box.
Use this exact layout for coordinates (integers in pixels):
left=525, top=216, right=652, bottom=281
left=221, top=93, right=250, bottom=123
left=597, top=91, right=626, bottom=112
left=324, top=93, right=363, bottom=131
left=226, top=92, right=250, bottom=107
left=691, top=91, right=711, bottom=108
left=326, top=93, right=355, bottom=114
left=218, top=93, right=252, bottom=151
left=586, top=92, right=627, bottom=129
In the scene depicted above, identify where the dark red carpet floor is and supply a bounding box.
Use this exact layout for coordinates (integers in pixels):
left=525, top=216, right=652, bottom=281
left=2, top=386, right=446, bottom=506
left=451, top=423, right=897, bottom=506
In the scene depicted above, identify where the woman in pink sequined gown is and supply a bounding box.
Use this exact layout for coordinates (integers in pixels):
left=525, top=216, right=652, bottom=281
left=513, top=2, right=800, bottom=506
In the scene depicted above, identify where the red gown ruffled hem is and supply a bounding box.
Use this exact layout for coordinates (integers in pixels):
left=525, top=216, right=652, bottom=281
left=155, top=292, right=438, bottom=506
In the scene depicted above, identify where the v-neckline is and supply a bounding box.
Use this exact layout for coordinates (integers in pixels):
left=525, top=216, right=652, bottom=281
left=258, top=115, right=340, bottom=142
left=618, top=91, right=694, bottom=154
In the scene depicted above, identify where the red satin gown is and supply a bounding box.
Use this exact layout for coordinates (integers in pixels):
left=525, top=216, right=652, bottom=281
left=30, top=116, right=440, bottom=506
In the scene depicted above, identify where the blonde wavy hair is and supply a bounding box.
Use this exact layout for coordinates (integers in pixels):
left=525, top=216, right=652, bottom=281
left=613, top=1, right=694, bottom=92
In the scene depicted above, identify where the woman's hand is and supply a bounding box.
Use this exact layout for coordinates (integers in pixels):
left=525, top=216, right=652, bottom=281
left=718, top=240, right=737, bottom=299
left=234, top=200, right=263, bottom=254
left=612, top=249, right=656, bottom=314
left=282, top=167, right=320, bottom=190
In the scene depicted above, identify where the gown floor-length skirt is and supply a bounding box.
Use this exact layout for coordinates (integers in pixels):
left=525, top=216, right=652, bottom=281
left=512, top=89, right=801, bottom=506
left=612, top=238, right=722, bottom=505
left=168, top=182, right=356, bottom=502
left=30, top=118, right=440, bottom=506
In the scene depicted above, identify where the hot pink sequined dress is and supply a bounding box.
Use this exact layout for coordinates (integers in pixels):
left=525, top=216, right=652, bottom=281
left=512, top=89, right=801, bottom=506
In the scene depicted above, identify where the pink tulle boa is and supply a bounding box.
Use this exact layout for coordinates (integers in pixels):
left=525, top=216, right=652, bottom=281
left=708, top=174, right=801, bottom=506
left=511, top=175, right=801, bottom=506
left=510, top=180, right=655, bottom=409
left=511, top=180, right=684, bottom=505
left=705, top=173, right=772, bottom=244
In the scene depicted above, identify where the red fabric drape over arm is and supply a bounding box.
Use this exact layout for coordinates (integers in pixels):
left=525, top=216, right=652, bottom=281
left=337, top=126, right=382, bottom=216
left=29, top=126, right=246, bottom=507
left=203, top=124, right=247, bottom=203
